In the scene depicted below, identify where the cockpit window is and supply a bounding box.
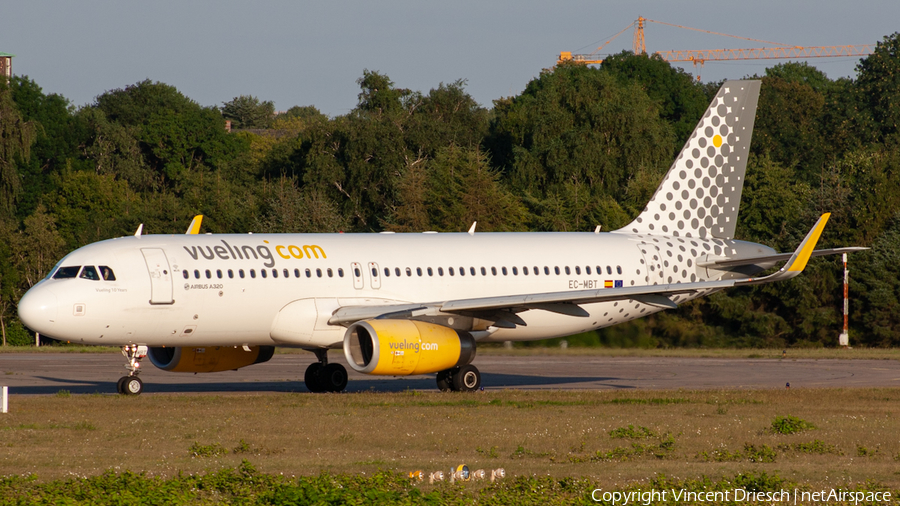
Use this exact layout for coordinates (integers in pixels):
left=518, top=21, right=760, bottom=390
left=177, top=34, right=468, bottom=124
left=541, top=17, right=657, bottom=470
left=53, top=266, right=81, bottom=279
left=99, top=266, right=116, bottom=281
left=79, top=266, right=100, bottom=281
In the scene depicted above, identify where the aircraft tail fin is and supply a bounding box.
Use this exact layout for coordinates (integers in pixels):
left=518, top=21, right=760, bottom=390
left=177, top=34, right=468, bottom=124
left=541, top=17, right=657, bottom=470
left=617, top=80, right=761, bottom=239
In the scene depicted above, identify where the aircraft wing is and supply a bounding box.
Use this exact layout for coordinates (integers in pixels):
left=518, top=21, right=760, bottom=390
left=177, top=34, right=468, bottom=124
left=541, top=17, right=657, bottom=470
left=328, top=214, right=836, bottom=328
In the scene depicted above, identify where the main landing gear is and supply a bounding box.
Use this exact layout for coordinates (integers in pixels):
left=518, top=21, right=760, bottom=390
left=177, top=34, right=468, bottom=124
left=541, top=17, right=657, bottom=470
left=305, top=349, right=348, bottom=393
left=117, top=345, right=147, bottom=395
left=436, top=364, right=482, bottom=392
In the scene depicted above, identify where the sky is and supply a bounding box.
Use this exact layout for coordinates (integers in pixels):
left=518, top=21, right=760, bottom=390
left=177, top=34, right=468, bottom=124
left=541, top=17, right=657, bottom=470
left=2, top=1, right=898, bottom=117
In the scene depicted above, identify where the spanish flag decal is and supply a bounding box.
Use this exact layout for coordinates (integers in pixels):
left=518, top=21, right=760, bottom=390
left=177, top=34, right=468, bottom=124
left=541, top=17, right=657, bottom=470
left=604, top=280, right=613, bottom=288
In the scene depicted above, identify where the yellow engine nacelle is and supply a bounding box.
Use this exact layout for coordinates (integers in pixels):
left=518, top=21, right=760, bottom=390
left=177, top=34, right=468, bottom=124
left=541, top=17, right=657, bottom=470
left=343, top=320, right=475, bottom=376
left=147, top=346, right=275, bottom=373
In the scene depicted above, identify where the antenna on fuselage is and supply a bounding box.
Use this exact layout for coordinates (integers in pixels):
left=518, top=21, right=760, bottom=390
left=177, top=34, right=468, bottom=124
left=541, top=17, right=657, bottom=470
left=594, top=225, right=602, bottom=233
left=468, top=222, right=477, bottom=236
left=134, top=224, right=143, bottom=237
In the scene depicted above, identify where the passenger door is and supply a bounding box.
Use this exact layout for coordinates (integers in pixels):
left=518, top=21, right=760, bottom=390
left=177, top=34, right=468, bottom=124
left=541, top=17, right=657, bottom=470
left=141, top=248, right=174, bottom=304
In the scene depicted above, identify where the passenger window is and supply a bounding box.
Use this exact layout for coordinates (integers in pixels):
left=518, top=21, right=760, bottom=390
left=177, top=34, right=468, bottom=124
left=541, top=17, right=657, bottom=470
left=491, top=267, right=497, bottom=276
left=617, top=266, right=623, bottom=274
left=481, top=267, right=486, bottom=276
left=371, top=267, right=378, bottom=277
left=327, top=268, right=333, bottom=278
left=338, top=268, right=345, bottom=277
left=250, top=269, right=256, bottom=278
left=284, top=269, right=289, bottom=278
left=99, top=266, right=116, bottom=280
left=316, top=268, right=322, bottom=278
left=522, top=266, right=528, bottom=275
left=427, top=267, right=433, bottom=277
left=183, top=271, right=189, bottom=279
left=458, top=267, right=464, bottom=277
left=554, top=266, right=560, bottom=275
left=271, top=269, right=277, bottom=278
left=416, top=267, right=422, bottom=276
left=239, top=269, right=245, bottom=278
left=354, top=267, right=361, bottom=277
left=194, top=269, right=200, bottom=279
left=575, top=266, right=581, bottom=275
left=534, top=266, right=539, bottom=275
left=607, top=266, right=612, bottom=275
left=512, top=267, right=517, bottom=275
left=384, top=268, right=390, bottom=277
left=565, top=266, right=571, bottom=275
left=306, top=268, right=312, bottom=278
left=586, top=266, right=592, bottom=275
left=294, top=268, right=300, bottom=278
left=53, top=266, right=81, bottom=279
left=261, top=269, right=267, bottom=278
left=470, top=267, right=476, bottom=276
left=79, top=266, right=100, bottom=281
left=205, top=269, right=212, bottom=279
left=406, top=267, right=412, bottom=277
left=395, top=267, right=401, bottom=276
left=228, top=269, right=234, bottom=279
left=502, top=267, right=508, bottom=275
left=438, top=267, right=444, bottom=276
left=217, top=269, right=223, bottom=279
left=449, top=267, right=454, bottom=276
left=544, top=266, right=550, bottom=275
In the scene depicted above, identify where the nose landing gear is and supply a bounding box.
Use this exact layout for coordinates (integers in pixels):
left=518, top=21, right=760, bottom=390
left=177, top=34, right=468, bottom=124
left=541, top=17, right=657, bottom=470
left=117, top=345, right=148, bottom=395
left=304, top=349, right=348, bottom=393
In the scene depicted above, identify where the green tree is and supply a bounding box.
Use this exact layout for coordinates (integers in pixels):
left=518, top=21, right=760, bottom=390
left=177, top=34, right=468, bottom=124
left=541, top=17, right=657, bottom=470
left=856, top=32, right=900, bottom=140
left=486, top=62, right=674, bottom=231
left=221, top=95, right=275, bottom=129
left=601, top=51, right=709, bottom=148
left=0, top=81, right=37, bottom=219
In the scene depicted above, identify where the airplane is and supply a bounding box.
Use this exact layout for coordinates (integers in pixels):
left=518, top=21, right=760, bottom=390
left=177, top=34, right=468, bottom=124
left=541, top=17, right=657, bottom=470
left=16, top=80, right=864, bottom=395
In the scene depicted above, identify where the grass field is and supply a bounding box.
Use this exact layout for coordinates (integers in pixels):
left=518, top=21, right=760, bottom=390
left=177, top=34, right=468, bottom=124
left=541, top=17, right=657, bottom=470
left=2, top=388, right=899, bottom=493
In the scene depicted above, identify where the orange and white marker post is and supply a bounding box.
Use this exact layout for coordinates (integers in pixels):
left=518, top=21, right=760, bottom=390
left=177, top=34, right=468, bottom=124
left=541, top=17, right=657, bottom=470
left=839, top=253, right=850, bottom=348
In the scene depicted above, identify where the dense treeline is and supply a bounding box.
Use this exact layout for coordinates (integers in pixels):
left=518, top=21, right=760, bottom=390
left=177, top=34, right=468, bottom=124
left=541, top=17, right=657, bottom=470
left=2, top=33, right=900, bottom=347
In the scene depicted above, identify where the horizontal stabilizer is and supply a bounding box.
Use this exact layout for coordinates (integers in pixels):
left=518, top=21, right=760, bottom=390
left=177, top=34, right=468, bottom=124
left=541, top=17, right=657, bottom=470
left=735, top=213, right=830, bottom=286
left=699, top=247, right=869, bottom=269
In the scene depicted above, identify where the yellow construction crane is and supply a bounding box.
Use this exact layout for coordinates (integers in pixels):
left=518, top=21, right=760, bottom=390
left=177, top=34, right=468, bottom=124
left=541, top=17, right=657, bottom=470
left=559, top=17, right=874, bottom=80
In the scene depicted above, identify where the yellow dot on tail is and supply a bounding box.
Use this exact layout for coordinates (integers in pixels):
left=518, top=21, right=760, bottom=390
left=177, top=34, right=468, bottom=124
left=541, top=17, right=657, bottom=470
left=713, top=135, right=722, bottom=148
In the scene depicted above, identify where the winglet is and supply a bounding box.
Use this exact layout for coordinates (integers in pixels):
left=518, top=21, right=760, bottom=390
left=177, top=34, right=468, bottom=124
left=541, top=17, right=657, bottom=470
left=134, top=224, right=143, bottom=237
left=468, top=222, right=477, bottom=236
left=737, top=213, right=830, bottom=286
left=186, top=215, right=203, bottom=235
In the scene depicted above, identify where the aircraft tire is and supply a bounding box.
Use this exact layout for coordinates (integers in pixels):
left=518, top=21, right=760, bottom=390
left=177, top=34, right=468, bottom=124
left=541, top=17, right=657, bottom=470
left=452, top=364, right=481, bottom=392
left=304, top=363, right=326, bottom=393
left=123, top=376, right=143, bottom=396
left=436, top=369, right=453, bottom=392
left=322, top=363, right=348, bottom=392
left=116, top=376, right=127, bottom=395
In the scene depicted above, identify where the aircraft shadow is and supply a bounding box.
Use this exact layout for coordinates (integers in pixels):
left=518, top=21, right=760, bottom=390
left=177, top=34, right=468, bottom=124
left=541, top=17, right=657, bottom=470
left=11, top=372, right=635, bottom=395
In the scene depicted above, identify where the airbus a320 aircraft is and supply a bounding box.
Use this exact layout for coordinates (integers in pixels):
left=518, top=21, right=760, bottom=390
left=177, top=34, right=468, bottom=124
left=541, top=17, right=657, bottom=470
left=17, top=80, right=862, bottom=395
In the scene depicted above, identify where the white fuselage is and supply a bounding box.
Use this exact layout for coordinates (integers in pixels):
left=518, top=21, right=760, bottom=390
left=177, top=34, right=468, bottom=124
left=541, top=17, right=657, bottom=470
left=17, top=231, right=774, bottom=348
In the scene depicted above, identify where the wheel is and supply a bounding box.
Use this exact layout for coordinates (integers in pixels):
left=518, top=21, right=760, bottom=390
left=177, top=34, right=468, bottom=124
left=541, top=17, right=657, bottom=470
left=452, top=364, right=481, bottom=392
left=321, top=363, right=348, bottom=392
left=304, top=363, right=325, bottom=393
left=436, top=369, right=453, bottom=392
left=116, top=376, right=127, bottom=395
left=123, top=376, right=143, bottom=396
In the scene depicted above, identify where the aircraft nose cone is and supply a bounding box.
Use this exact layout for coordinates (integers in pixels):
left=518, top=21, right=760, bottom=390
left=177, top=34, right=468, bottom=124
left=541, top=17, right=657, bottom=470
left=18, top=286, right=58, bottom=334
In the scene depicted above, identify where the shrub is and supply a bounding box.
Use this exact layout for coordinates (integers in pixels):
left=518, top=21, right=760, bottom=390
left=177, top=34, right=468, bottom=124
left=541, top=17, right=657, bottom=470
left=770, top=415, right=816, bottom=434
